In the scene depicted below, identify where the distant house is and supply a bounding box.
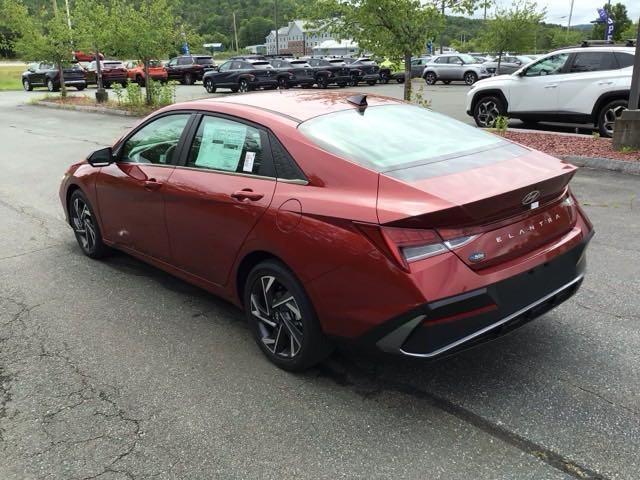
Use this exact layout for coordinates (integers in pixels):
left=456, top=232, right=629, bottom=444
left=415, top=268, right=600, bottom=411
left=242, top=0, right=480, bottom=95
left=245, top=44, right=267, bottom=55
left=311, top=39, right=359, bottom=57
left=265, top=20, right=341, bottom=56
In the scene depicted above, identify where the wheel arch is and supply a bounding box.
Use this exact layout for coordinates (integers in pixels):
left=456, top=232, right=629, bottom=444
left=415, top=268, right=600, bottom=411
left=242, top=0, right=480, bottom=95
left=591, top=90, right=630, bottom=122
left=470, top=89, right=509, bottom=114
left=65, top=184, right=83, bottom=225
left=235, top=250, right=289, bottom=307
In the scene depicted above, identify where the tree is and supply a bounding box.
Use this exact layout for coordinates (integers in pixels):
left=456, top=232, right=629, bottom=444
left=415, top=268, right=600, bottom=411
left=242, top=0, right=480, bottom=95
left=480, top=0, right=544, bottom=72
left=238, top=17, right=274, bottom=47
left=620, top=20, right=638, bottom=42
left=550, top=28, right=584, bottom=49
left=429, top=0, right=484, bottom=53
left=306, top=0, right=441, bottom=101
left=11, top=2, right=75, bottom=98
left=591, top=3, right=632, bottom=42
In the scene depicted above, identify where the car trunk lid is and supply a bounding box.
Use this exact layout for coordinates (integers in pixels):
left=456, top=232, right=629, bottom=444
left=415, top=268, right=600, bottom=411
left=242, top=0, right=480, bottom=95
left=377, top=143, right=578, bottom=269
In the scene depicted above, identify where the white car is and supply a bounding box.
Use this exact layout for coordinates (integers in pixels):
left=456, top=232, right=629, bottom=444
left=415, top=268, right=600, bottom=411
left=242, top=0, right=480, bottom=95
left=466, top=45, right=635, bottom=137
left=423, top=54, right=491, bottom=85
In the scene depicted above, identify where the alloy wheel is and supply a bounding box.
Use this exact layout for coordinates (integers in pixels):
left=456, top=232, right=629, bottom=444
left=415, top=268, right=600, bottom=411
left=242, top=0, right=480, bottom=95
left=278, top=77, right=288, bottom=89
left=47, top=79, right=55, bottom=91
left=425, top=73, right=436, bottom=85
left=464, top=72, right=477, bottom=85
left=476, top=99, right=501, bottom=127
left=23, top=79, right=30, bottom=91
left=249, top=275, right=304, bottom=359
left=71, top=196, right=96, bottom=253
left=239, top=79, right=249, bottom=92
left=603, top=104, right=627, bottom=137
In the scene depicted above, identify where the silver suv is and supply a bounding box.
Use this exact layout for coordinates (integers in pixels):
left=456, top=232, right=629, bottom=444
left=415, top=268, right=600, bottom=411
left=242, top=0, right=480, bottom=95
left=422, top=54, right=491, bottom=85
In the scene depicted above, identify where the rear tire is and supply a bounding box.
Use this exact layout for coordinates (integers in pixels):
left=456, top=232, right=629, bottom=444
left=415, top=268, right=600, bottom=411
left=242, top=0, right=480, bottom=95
left=473, top=95, right=506, bottom=128
left=75, top=85, right=85, bottom=91
left=47, top=78, right=58, bottom=92
left=317, top=76, right=329, bottom=89
left=23, top=78, right=32, bottom=91
left=597, top=99, right=627, bottom=138
left=366, top=80, right=377, bottom=86
left=136, top=75, right=145, bottom=86
left=379, top=72, right=389, bottom=84
left=349, top=75, right=358, bottom=87
left=277, top=76, right=289, bottom=89
left=424, top=72, right=437, bottom=85
left=183, top=72, right=194, bottom=85
left=68, top=190, right=110, bottom=259
left=244, top=260, right=333, bottom=371
left=238, top=79, right=250, bottom=93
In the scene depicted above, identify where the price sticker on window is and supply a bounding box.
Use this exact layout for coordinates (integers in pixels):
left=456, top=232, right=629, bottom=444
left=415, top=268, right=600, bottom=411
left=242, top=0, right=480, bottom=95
left=243, top=151, right=256, bottom=172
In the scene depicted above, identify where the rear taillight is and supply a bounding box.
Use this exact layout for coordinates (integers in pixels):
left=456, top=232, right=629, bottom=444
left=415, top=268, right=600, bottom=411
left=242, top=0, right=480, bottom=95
left=356, top=224, right=474, bottom=272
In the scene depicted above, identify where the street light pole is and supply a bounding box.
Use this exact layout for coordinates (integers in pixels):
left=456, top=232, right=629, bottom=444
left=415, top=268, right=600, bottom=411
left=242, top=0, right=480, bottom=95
left=566, top=0, right=575, bottom=41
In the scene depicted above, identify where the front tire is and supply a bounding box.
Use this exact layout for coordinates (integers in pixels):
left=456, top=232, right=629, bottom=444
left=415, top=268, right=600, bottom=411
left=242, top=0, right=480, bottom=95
left=597, top=99, right=627, bottom=138
left=473, top=95, right=506, bottom=128
left=244, top=260, right=333, bottom=371
left=69, top=190, right=110, bottom=259
left=183, top=72, right=194, bottom=85
left=366, top=80, right=377, bottom=86
left=380, top=72, right=389, bottom=84
left=75, top=85, right=85, bottom=91
left=277, top=76, right=289, bottom=89
left=317, top=75, right=329, bottom=89
left=47, top=78, right=58, bottom=92
left=238, top=79, right=250, bottom=93
left=204, top=78, right=216, bottom=93
left=464, top=71, right=478, bottom=85
left=424, top=72, right=437, bottom=85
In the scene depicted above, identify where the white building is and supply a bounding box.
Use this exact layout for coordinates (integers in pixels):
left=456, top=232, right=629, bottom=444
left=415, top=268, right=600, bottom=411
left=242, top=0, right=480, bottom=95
left=265, top=20, right=339, bottom=56
left=311, top=39, right=359, bottom=57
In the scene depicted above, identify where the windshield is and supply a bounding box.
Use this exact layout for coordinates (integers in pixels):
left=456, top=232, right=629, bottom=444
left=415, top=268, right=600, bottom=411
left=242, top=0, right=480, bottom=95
left=298, top=104, right=504, bottom=171
left=195, top=57, right=213, bottom=65
left=459, top=54, right=477, bottom=64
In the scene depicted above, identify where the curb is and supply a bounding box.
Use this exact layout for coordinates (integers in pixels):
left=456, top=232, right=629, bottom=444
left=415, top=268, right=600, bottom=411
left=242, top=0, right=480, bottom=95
left=560, top=155, right=640, bottom=176
left=32, top=100, right=141, bottom=117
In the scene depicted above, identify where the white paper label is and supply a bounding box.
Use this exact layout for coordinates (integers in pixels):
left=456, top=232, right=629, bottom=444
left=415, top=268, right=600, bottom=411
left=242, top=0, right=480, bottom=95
left=243, top=151, right=256, bottom=172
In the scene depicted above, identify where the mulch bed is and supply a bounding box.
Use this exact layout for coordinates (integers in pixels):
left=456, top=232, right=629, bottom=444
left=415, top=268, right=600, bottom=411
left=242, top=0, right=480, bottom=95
left=502, top=131, right=639, bottom=163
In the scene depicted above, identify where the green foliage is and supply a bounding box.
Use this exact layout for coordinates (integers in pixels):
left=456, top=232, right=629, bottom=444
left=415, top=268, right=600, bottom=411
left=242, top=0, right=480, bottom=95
left=479, top=0, right=544, bottom=57
left=410, top=84, right=432, bottom=109
left=620, top=21, right=638, bottom=42
left=305, top=0, right=441, bottom=100
left=114, top=80, right=177, bottom=111
left=591, top=3, right=632, bottom=42
left=494, top=115, right=509, bottom=134
left=238, top=17, right=274, bottom=48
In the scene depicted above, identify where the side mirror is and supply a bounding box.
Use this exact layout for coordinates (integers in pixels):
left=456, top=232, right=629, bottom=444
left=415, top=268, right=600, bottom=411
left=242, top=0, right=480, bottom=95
left=87, top=147, right=114, bottom=166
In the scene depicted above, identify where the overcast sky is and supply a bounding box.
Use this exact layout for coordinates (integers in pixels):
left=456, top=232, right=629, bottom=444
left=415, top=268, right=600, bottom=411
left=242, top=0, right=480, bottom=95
left=486, top=1, right=640, bottom=27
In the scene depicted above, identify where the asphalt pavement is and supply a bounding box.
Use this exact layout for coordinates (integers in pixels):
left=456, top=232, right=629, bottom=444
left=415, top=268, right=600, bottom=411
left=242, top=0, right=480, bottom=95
left=0, top=89, right=638, bottom=480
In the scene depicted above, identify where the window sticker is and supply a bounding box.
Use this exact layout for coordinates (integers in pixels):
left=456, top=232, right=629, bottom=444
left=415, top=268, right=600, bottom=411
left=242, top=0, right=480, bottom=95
left=243, top=151, right=256, bottom=172
left=196, top=121, right=247, bottom=171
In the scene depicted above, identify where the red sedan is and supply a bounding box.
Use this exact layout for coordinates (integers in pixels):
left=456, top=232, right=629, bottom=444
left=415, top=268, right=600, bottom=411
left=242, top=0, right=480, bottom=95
left=59, top=91, right=593, bottom=371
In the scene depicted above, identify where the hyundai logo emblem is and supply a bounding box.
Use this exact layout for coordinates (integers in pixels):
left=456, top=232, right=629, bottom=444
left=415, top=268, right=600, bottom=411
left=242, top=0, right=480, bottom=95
left=522, top=190, right=541, bottom=205
left=468, top=252, right=486, bottom=263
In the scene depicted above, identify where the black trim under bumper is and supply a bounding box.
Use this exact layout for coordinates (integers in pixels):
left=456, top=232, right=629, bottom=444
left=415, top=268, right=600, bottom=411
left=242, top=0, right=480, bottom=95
left=363, top=231, right=592, bottom=358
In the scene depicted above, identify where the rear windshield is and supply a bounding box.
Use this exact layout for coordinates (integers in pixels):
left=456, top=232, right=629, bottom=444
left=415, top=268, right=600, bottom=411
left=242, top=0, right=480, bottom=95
left=103, top=61, right=124, bottom=68
left=298, top=104, right=505, bottom=172
left=195, top=57, right=213, bottom=65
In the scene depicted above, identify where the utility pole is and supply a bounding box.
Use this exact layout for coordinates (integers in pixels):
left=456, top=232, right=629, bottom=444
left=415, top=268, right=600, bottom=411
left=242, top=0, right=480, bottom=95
left=629, top=19, right=640, bottom=110
left=233, top=12, right=239, bottom=52
left=566, top=0, right=574, bottom=41
left=274, top=0, right=279, bottom=55
left=612, top=19, right=640, bottom=149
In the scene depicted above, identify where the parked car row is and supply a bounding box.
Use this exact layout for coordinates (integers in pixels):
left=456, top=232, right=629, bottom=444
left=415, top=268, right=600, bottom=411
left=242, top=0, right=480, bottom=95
left=200, top=55, right=395, bottom=93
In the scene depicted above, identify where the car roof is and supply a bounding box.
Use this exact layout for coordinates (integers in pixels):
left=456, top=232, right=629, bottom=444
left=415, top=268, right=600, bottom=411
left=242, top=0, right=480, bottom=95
left=551, top=46, right=635, bottom=54
left=176, top=90, right=404, bottom=123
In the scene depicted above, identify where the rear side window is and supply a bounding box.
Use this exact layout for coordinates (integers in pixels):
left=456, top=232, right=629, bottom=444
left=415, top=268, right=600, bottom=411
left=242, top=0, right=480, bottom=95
left=298, top=104, right=504, bottom=172
left=269, top=133, right=307, bottom=181
left=187, top=116, right=273, bottom=177
left=614, top=52, right=635, bottom=68
left=121, top=114, right=190, bottom=164
left=177, top=57, right=191, bottom=65
left=195, top=57, right=213, bottom=65
left=569, top=52, right=617, bottom=73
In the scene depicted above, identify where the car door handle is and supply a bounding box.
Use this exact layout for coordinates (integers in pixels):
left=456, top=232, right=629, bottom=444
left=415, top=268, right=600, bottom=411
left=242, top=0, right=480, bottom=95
left=597, top=81, right=613, bottom=85
left=544, top=84, right=558, bottom=88
left=231, top=189, right=264, bottom=202
left=143, top=179, right=162, bottom=191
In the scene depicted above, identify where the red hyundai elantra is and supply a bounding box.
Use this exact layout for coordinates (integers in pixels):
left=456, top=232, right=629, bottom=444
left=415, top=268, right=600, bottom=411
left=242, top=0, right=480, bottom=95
left=59, top=91, right=593, bottom=371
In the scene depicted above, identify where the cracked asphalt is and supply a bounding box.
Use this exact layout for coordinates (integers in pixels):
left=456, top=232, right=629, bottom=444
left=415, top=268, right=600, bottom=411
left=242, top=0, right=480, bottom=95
left=0, top=90, right=639, bottom=480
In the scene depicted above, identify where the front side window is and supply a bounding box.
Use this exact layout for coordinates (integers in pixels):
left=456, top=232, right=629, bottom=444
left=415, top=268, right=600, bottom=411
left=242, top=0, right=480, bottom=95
left=569, top=52, right=616, bottom=73
left=187, top=116, right=269, bottom=176
left=298, top=104, right=505, bottom=172
left=434, top=57, right=446, bottom=64
left=121, top=114, right=190, bottom=164
left=177, top=57, right=191, bottom=66
left=525, top=53, right=569, bottom=76
left=168, top=58, right=177, bottom=66
left=218, top=62, right=231, bottom=72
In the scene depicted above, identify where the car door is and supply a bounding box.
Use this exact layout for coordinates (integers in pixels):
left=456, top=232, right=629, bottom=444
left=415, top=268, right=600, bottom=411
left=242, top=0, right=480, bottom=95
left=35, top=63, right=50, bottom=85
left=508, top=53, right=570, bottom=114
left=95, top=113, right=192, bottom=261
left=163, top=114, right=277, bottom=286
left=555, top=51, right=620, bottom=115
left=448, top=56, right=465, bottom=80
left=166, top=58, right=179, bottom=79
left=213, top=61, right=234, bottom=86
left=430, top=56, right=447, bottom=78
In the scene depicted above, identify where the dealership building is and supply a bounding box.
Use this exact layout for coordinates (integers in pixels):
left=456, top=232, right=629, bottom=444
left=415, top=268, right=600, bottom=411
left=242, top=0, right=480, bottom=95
left=265, top=20, right=355, bottom=57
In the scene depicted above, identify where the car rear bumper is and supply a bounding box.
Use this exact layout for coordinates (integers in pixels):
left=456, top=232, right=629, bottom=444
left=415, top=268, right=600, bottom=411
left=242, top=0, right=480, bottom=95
left=365, top=230, right=592, bottom=358
left=64, top=79, right=86, bottom=86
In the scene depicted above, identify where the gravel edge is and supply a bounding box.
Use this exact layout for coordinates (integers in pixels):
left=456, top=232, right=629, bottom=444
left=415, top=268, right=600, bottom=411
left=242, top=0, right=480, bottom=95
left=33, top=100, right=139, bottom=117
left=560, top=155, right=640, bottom=176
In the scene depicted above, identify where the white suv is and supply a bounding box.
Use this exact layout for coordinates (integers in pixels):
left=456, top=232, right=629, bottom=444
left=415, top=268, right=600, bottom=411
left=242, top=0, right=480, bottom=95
left=465, top=45, right=635, bottom=137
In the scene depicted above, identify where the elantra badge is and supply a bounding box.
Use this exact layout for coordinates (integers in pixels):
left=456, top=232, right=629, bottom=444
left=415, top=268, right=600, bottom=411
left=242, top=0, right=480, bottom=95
left=468, top=252, right=486, bottom=263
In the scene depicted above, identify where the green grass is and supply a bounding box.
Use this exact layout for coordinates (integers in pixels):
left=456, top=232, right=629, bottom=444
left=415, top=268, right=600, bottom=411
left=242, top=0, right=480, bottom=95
left=0, top=64, right=26, bottom=91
